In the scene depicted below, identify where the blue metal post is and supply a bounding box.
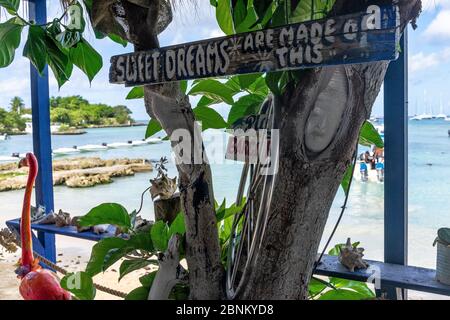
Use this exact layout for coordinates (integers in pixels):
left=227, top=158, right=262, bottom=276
left=383, top=30, right=408, bottom=299
left=28, top=0, right=56, bottom=263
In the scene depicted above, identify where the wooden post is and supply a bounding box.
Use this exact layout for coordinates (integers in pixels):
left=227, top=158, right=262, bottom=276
left=383, top=30, right=408, bottom=300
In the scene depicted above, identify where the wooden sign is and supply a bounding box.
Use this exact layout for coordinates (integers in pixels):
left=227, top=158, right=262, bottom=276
left=110, top=4, right=399, bottom=87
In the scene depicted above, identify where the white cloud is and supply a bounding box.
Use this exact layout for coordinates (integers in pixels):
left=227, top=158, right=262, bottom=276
left=422, top=0, right=450, bottom=11
left=409, top=47, right=450, bottom=73
left=208, top=29, right=225, bottom=39
left=424, top=10, right=450, bottom=40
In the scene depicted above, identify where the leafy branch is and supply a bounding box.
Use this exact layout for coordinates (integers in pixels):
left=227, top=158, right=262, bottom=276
left=0, top=0, right=126, bottom=87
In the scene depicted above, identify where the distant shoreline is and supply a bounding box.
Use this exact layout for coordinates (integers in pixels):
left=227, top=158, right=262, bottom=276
left=3, top=122, right=148, bottom=136
left=84, top=122, right=147, bottom=129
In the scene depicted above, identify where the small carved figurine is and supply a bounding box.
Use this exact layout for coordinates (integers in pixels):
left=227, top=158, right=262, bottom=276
left=150, top=157, right=177, bottom=200
left=54, top=209, right=72, bottom=227
left=338, top=238, right=369, bottom=272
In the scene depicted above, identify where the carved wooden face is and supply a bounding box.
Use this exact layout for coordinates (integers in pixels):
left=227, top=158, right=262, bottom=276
left=305, top=67, right=348, bottom=153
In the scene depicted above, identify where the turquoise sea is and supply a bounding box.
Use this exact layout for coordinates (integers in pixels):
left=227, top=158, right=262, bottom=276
left=1, top=120, right=450, bottom=294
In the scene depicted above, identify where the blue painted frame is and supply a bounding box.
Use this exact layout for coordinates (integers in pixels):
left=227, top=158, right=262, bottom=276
left=28, top=0, right=56, bottom=264
left=383, top=30, right=408, bottom=299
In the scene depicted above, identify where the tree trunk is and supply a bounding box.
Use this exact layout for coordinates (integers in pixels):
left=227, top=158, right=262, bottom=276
left=240, top=0, right=421, bottom=299
left=143, top=82, right=224, bottom=300
left=92, top=0, right=421, bottom=300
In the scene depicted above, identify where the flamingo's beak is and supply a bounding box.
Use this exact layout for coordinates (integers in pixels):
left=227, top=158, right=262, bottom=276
left=18, top=157, right=29, bottom=169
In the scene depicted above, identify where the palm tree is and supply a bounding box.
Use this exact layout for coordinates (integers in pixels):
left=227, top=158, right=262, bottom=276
left=10, top=96, right=25, bottom=115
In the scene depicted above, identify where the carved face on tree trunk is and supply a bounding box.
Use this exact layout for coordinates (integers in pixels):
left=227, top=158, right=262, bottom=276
left=304, top=67, right=348, bottom=153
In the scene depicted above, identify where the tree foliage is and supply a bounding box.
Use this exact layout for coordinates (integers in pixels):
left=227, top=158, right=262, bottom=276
left=0, top=105, right=25, bottom=133
left=49, top=95, right=133, bottom=127
left=0, top=0, right=107, bottom=87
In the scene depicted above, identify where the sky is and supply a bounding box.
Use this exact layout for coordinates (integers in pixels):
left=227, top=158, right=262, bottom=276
left=0, top=0, right=449, bottom=119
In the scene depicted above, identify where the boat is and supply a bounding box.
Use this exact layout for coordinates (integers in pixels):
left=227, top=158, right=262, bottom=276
left=53, top=146, right=80, bottom=155
left=11, top=152, right=27, bottom=158
left=77, top=144, right=108, bottom=152
left=435, top=98, right=447, bottom=119
left=131, top=139, right=148, bottom=146
left=411, top=114, right=427, bottom=121
left=107, top=141, right=133, bottom=148
left=0, top=133, right=8, bottom=141
left=145, top=137, right=163, bottom=144
left=25, top=122, right=61, bottom=134
left=411, top=113, right=433, bottom=121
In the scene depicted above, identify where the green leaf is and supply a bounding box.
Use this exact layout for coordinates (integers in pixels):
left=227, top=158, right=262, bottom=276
left=45, top=35, right=73, bottom=88
left=318, top=289, right=368, bottom=300
left=151, top=221, right=169, bottom=251
left=125, top=286, right=149, bottom=300
left=108, top=33, right=127, bottom=47
left=225, top=76, right=241, bottom=92
left=216, top=0, right=234, bottom=35
left=0, top=0, right=19, bottom=13
left=188, top=79, right=235, bottom=105
left=227, top=94, right=264, bottom=126
left=197, top=96, right=219, bottom=108
left=102, top=232, right=154, bottom=272
left=265, top=71, right=283, bottom=96
left=168, top=213, right=186, bottom=238
left=60, top=271, right=96, bottom=300
left=340, top=164, right=354, bottom=196
left=23, top=25, right=47, bottom=74
left=308, top=278, right=328, bottom=297
left=126, top=86, right=144, bottom=99
left=237, top=73, right=262, bottom=89
left=219, top=214, right=234, bottom=242
left=328, top=243, right=343, bottom=256
left=270, top=0, right=287, bottom=27
left=85, top=231, right=155, bottom=277
left=79, top=203, right=132, bottom=229
left=145, top=118, right=162, bottom=138
left=127, top=231, right=155, bottom=252
left=0, top=19, right=22, bottom=68
left=85, top=237, right=128, bottom=276
left=359, top=121, right=384, bottom=148
left=329, top=278, right=375, bottom=298
left=193, top=106, right=228, bottom=131
left=69, top=38, right=102, bottom=82
left=249, top=76, right=269, bottom=96
left=232, top=0, right=247, bottom=27
left=119, top=259, right=154, bottom=281
left=180, top=80, right=188, bottom=94
left=290, top=0, right=335, bottom=23
left=216, top=200, right=245, bottom=223
left=328, top=241, right=360, bottom=256
left=139, top=271, right=157, bottom=287
left=235, top=4, right=259, bottom=33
